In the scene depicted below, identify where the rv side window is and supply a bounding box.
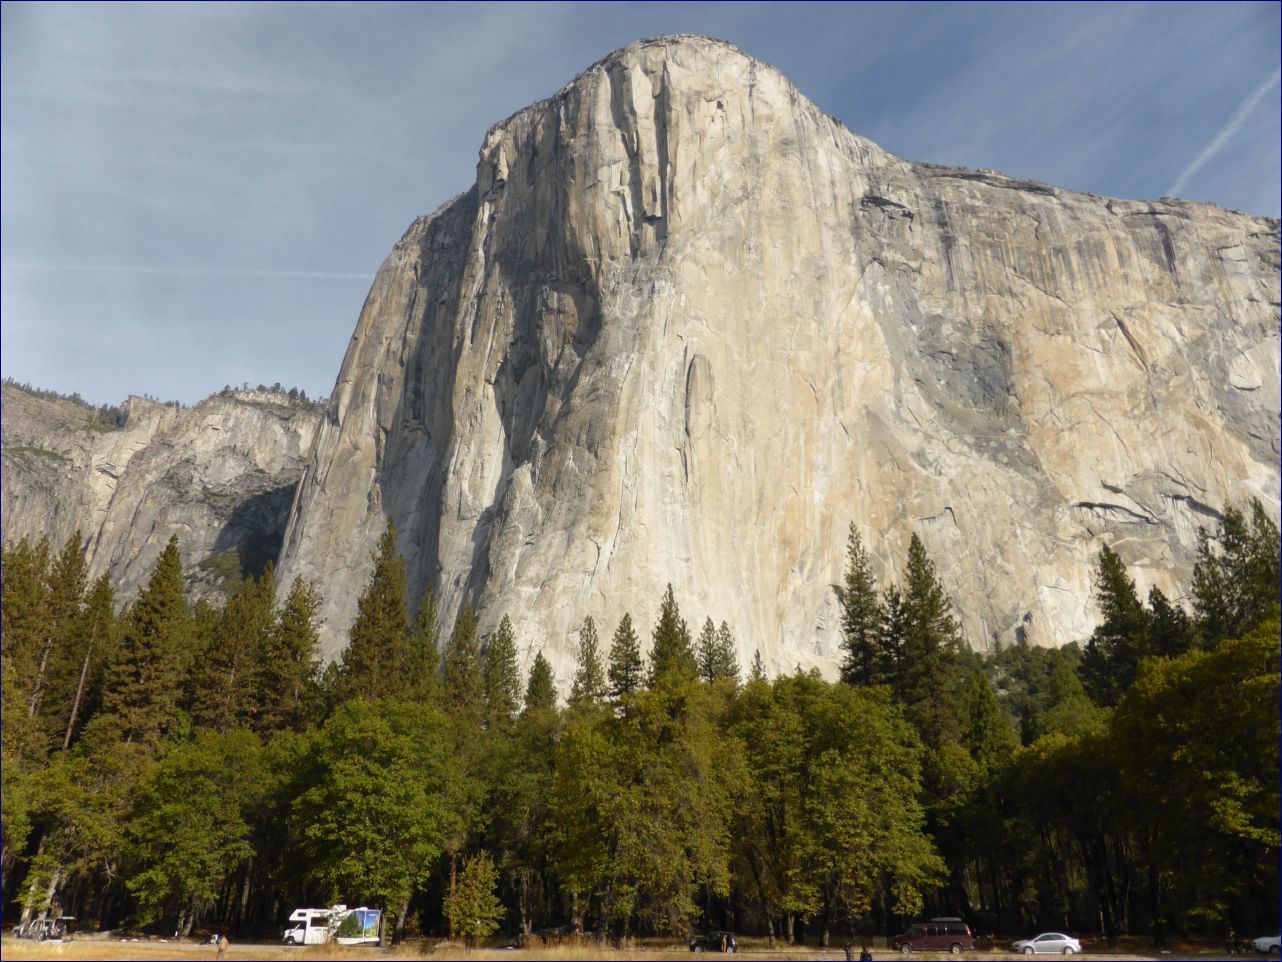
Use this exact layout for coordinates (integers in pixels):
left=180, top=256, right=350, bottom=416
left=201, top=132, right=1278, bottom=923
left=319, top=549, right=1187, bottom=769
left=308, top=917, right=326, bottom=928
left=947, top=923, right=966, bottom=935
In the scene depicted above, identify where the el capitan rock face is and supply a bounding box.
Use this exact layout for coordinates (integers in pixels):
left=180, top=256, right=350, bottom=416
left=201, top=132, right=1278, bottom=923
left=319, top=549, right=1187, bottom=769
left=276, top=35, right=1280, bottom=682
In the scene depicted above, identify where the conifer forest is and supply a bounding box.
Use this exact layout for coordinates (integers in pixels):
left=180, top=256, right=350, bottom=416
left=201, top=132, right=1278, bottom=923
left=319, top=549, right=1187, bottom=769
left=2, top=504, right=1278, bottom=948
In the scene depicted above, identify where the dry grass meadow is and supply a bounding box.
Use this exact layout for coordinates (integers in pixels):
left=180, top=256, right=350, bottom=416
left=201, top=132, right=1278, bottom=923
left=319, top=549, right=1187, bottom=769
left=0, top=933, right=1246, bottom=961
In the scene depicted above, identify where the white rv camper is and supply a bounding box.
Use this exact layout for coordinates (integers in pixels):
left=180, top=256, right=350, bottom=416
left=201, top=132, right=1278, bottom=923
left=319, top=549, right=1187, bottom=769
left=282, top=904, right=381, bottom=946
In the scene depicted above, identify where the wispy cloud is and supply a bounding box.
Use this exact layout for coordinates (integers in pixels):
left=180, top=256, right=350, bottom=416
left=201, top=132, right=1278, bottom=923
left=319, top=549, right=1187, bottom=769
left=1166, top=67, right=1281, bottom=198
left=0, top=261, right=374, bottom=280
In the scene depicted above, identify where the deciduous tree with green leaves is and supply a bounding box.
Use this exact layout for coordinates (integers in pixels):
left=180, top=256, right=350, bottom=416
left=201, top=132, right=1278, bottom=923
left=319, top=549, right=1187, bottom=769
left=289, top=699, right=464, bottom=939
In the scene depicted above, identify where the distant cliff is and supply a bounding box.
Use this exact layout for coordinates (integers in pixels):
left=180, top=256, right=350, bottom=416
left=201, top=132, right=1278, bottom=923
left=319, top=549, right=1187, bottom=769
left=1, top=384, right=322, bottom=604
left=273, top=35, right=1280, bottom=682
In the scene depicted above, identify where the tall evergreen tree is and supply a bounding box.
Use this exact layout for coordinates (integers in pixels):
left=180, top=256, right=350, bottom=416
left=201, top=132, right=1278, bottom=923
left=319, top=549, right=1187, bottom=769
left=696, top=617, right=720, bottom=683
left=524, top=652, right=557, bottom=714
left=1146, top=587, right=1196, bottom=659
left=100, top=535, right=189, bottom=744
left=30, top=532, right=88, bottom=725
left=58, top=574, right=117, bottom=750
left=569, top=616, right=606, bottom=706
left=696, top=618, right=740, bottom=684
left=1036, top=651, right=1108, bottom=739
left=648, top=584, right=696, bottom=688
left=1079, top=545, right=1150, bottom=706
left=749, top=649, right=767, bottom=683
left=443, top=607, right=484, bottom=724
left=1, top=539, right=52, bottom=690
left=483, top=615, right=522, bottom=729
left=878, top=584, right=908, bottom=699
left=899, top=534, right=965, bottom=746
left=837, top=524, right=881, bottom=687
left=1191, top=500, right=1281, bottom=645
left=197, top=567, right=276, bottom=732
left=405, top=585, right=441, bottom=705
left=258, top=577, right=320, bottom=733
left=607, top=613, right=644, bottom=700
left=342, top=522, right=409, bottom=699
left=712, top=621, right=741, bottom=684
left=962, top=671, right=1016, bottom=774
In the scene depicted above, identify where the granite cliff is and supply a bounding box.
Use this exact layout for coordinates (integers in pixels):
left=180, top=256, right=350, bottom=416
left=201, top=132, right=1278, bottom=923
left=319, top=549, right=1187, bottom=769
left=1, top=385, right=322, bottom=603
left=271, top=35, right=1280, bottom=682
left=4, top=36, right=1276, bottom=683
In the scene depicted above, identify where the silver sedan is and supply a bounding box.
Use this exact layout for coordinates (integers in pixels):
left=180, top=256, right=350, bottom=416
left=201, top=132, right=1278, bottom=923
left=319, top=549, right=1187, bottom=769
left=1012, top=932, right=1083, bottom=955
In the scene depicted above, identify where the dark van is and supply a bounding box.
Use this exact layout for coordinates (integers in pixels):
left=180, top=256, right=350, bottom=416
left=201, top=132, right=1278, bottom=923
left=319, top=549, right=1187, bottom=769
left=891, top=917, right=974, bottom=954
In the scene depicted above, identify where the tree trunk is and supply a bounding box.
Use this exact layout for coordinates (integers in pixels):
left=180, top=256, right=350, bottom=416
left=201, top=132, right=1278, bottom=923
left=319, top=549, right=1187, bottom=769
left=394, top=898, right=409, bottom=945
left=28, top=634, right=56, bottom=718
left=448, top=852, right=458, bottom=939
left=63, top=650, right=93, bottom=749
left=1148, top=862, right=1164, bottom=947
left=519, top=870, right=531, bottom=938
left=237, top=860, right=254, bottom=934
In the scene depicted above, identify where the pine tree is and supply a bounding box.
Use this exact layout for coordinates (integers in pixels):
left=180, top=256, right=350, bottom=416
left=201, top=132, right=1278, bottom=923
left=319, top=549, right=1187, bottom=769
left=1079, top=545, right=1150, bottom=706
left=443, top=607, right=484, bottom=724
left=749, top=649, right=767, bottom=682
left=962, top=671, right=1016, bottom=774
left=899, top=534, right=965, bottom=746
left=837, top=524, right=881, bottom=687
left=569, top=616, right=606, bottom=706
left=1146, top=587, right=1196, bottom=659
left=58, top=574, right=117, bottom=750
left=1037, top=651, right=1107, bottom=739
left=30, top=532, right=88, bottom=725
left=197, top=567, right=276, bottom=732
left=607, top=613, right=644, bottom=700
left=648, top=584, right=696, bottom=688
left=1191, top=500, right=1281, bottom=645
left=405, top=585, right=441, bottom=705
left=696, top=617, right=720, bottom=683
left=342, top=522, right=409, bottom=700
left=712, top=621, right=740, bottom=683
left=444, top=851, right=504, bottom=945
left=482, top=615, right=521, bottom=728
left=524, top=651, right=557, bottom=714
left=1, top=539, right=52, bottom=686
left=101, top=535, right=189, bottom=744
left=258, top=577, right=320, bottom=733
left=877, top=584, right=908, bottom=699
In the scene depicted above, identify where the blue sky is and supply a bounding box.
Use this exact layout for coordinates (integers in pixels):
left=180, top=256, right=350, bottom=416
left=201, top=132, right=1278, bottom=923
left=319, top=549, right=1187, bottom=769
left=2, top=1, right=1278, bottom=406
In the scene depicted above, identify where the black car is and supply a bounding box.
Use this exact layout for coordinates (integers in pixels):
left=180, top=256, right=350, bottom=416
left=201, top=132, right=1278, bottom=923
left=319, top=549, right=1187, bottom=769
left=689, top=930, right=737, bottom=952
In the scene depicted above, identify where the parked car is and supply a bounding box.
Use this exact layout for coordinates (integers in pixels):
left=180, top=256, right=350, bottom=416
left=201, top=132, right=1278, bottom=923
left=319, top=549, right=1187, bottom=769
left=891, top=917, right=974, bottom=954
left=689, top=930, right=737, bottom=952
left=1011, top=932, right=1082, bottom=955
left=1253, top=934, right=1281, bottom=955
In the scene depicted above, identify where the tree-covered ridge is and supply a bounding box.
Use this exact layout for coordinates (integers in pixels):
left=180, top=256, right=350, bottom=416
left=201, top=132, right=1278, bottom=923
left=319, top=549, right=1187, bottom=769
left=1, top=505, right=1277, bottom=948
left=3, top=377, right=130, bottom=429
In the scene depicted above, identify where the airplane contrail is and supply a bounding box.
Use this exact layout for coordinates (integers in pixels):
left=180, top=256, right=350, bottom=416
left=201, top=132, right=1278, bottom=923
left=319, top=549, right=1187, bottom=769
left=0, top=261, right=374, bottom=280
left=1166, top=67, right=1281, bottom=199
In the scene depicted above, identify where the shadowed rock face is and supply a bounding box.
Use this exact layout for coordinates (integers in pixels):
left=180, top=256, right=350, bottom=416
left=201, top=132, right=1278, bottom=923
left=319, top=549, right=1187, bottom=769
left=2, top=386, right=322, bottom=605
left=272, top=35, right=1279, bottom=683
